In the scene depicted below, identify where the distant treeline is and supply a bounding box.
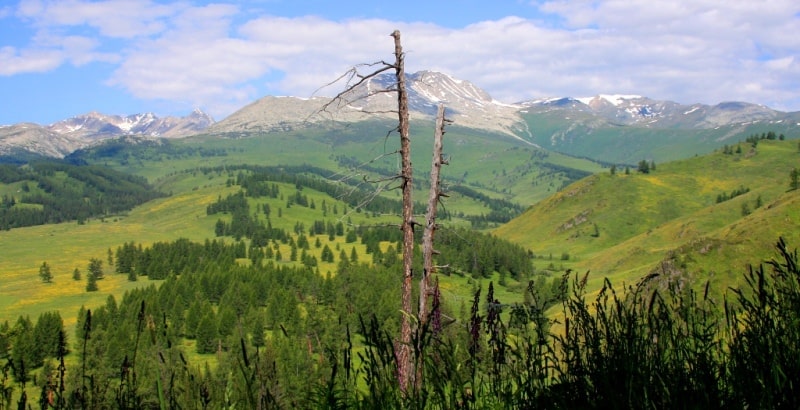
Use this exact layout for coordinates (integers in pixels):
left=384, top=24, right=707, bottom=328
left=197, top=164, right=526, bottom=225
left=0, top=161, right=164, bottom=230
left=65, top=137, right=227, bottom=165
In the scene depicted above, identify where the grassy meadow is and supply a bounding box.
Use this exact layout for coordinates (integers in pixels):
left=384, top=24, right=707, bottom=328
left=0, top=165, right=525, bottom=328
left=495, top=139, right=800, bottom=298
left=3, top=131, right=798, bottom=330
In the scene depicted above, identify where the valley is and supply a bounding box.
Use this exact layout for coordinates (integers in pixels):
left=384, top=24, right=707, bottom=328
left=1, top=70, right=799, bottom=407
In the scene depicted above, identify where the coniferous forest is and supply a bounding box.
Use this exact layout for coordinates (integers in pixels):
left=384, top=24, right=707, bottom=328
left=2, top=232, right=799, bottom=408
left=1, top=129, right=800, bottom=407
left=1, top=158, right=798, bottom=408
left=0, top=161, right=164, bottom=230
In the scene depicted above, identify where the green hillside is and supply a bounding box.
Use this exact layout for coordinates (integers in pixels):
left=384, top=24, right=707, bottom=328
left=0, top=161, right=164, bottom=229
left=495, top=139, right=800, bottom=294
left=69, top=120, right=604, bottom=218
left=523, top=110, right=800, bottom=164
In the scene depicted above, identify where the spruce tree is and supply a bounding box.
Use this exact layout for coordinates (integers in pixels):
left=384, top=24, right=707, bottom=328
left=39, top=261, right=52, bottom=283
left=88, top=258, right=104, bottom=280
left=195, top=312, right=217, bottom=354
left=85, top=271, right=98, bottom=292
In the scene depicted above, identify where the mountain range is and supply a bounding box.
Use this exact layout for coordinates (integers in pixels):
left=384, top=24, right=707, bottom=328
left=0, top=109, right=214, bottom=158
left=1, top=70, right=798, bottom=160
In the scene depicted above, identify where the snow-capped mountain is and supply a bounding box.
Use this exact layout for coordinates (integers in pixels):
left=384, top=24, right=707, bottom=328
left=519, top=94, right=784, bottom=129
left=1, top=110, right=214, bottom=158
left=3, top=69, right=799, bottom=160
left=209, top=71, right=529, bottom=140
left=49, top=109, right=214, bottom=140
left=338, top=70, right=529, bottom=138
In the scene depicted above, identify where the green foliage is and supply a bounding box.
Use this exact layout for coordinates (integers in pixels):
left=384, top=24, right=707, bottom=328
left=716, top=185, right=750, bottom=203
left=195, top=312, right=217, bottom=354
left=726, top=238, right=800, bottom=407
left=637, top=159, right=650, bottom=174
left=38, top=261, right=52, bottom=283
left=85, top=270, right=99, bottom=292
left=87, top=257, right=103, bottom=280
left=0, top=160, right=164, bottom=230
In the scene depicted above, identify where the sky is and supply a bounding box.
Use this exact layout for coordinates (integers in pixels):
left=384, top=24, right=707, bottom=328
left=1, top=0, right=799, bottom=125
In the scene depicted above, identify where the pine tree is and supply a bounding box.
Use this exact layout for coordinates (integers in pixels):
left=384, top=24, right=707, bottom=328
left=195, top=312, right=217, bottom=354
left=88, top=258, right=103, bottom=280
left=72, top=267, right=81, bottom=281
left=250, top=313, right=266, bottom=348
left=39, top=261, right=53, bottom=283
left=637, top=160, right=650, bottom=174
left=85, top=271, right=98, bottom=292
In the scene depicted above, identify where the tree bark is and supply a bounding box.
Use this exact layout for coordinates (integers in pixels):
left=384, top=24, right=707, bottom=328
left=419, top=103, right=447, bottom=325
left=392, top=29, right=415, bottom=394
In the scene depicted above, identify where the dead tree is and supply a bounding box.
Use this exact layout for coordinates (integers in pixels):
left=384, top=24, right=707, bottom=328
left=391, top=29, right=418, bottom=393
left=317, top=29, right=448, bottom=394
left=419, top=103, right=449, bottom=326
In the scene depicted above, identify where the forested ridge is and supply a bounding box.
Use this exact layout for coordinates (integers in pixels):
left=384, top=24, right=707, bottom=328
left=0, top=161, right=164, bottom=229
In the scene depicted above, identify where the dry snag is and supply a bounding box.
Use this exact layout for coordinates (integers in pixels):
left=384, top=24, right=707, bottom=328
left=319, top=29, right=448, bottom=394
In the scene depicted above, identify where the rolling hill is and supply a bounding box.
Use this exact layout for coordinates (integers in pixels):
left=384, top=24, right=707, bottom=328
left=494, top=138, right=800, bottom=296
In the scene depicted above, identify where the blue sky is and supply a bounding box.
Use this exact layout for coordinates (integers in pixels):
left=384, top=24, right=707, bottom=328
left=1, top=0, right=799, bottom=125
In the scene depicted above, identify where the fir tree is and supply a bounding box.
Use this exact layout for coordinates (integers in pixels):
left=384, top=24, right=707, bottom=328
left=195, top=312, right=217, bottom=354
left=85, top=271, right=98, bottom=292
left=39, top=261, right=52, bottom=283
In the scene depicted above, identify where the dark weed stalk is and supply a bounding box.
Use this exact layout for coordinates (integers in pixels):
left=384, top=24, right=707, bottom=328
left=116, top=300, right=146, bottom=409
left=73, top=308, right=91, bottom=409
left=726, top=237, right=800, bottom=408
left=0, top=360, right=12, bottom=409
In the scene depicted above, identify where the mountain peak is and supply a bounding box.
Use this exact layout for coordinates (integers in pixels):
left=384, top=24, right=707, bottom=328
left=210, top=70, right=531, bottom=141
left=576, top=94, right=645, bottom=107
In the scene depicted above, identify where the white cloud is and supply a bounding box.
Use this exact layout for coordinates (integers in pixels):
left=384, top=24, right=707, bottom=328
left=17, top=0, right=181, bottom=38
left=5, top=0, right=800, bottom=117
left=0, top=45, right=62, bottom=75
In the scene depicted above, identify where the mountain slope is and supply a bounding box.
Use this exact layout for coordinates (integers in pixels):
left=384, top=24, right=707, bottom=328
left=521, top=96, right=800, bottom=163
left=208, top=70, right=530, bottom=141
left=0, top=110, right=214, bottom=158
left=494, top=139, right=800, bottom=291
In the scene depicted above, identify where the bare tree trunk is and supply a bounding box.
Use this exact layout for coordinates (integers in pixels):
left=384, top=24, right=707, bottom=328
left=419, top=103, right=447, bottom=325
left=319, top=30, right=447, bottom=394
left=392, top=29, right=415, bottom=394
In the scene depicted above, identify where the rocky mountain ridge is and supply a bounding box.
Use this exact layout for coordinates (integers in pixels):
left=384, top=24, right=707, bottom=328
left=520, top=95, right=794, bottom=129
left=0, top=110, right=214, bottom=158
left=207, top=71, right=530, bottom=141
left=2, top=70, right=798, bottom=159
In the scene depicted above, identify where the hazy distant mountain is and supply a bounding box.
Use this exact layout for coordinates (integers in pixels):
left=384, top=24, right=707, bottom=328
left=49, top=109, right=215, bottom=139
left=208, top=71, right=530, bottom=142
left=519, top=94, right=789, bottom=128
left=518, top=95, right=800, bottom=163
left=0, top=123, right=78, bottom=158
left=3, top=70, right=799, bottom=161
left=0, top=110, right=214, bottom=158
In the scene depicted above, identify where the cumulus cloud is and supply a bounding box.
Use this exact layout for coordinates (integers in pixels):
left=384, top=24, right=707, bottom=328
left=4, top=0, right=800, bottom=118
left=0, top=45, right=62, bottom=75
left=16, top=0, right=180, bottom=38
